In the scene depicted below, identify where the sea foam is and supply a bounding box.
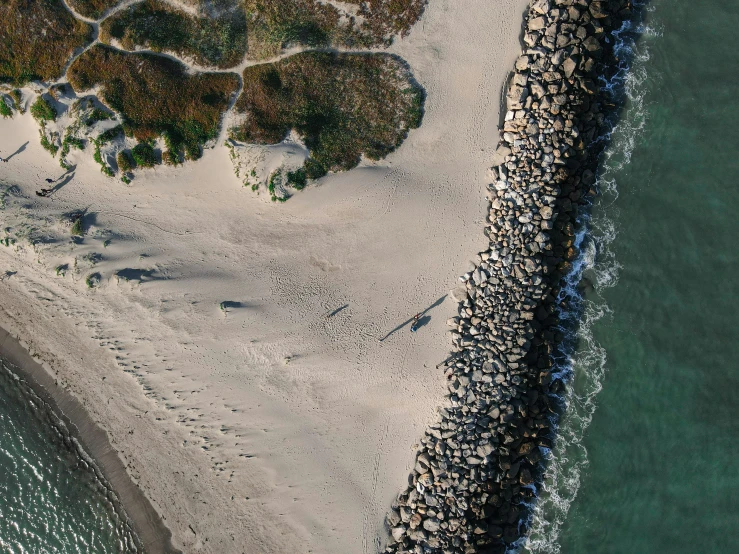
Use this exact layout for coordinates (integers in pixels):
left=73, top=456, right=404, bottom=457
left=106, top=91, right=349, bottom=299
left=518, top=4, right=661, bottom=553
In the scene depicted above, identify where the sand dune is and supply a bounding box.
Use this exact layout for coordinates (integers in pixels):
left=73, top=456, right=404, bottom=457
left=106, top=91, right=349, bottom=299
left=0, top=0, right=528, bottom=551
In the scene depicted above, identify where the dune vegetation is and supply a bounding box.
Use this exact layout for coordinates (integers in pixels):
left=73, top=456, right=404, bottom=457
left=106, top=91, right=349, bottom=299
left=67, top=0, right=125, bottom=19
left=100, top=0, right=248, bottom=69
left=99, top=0, right=429, bottom=66
left=68, top=45, right=239, bottom=160
left=2, top=0, right=429, bottom=181
left=0, top=0, right=92, bottom=86
left=244, top=0, right=428, bottom=59
left=350, top=0, right=430, bottom=43
left=231, top=52, right=424, bottom=177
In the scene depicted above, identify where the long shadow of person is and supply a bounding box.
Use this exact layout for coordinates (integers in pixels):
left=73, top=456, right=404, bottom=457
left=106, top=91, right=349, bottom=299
left=379, top=294, right=447, bottom=341
left=414, top=315, right=431, bottom=330
left=49, top=171, right=75, bottom=195
left=3, top=141, right=29, bottom=161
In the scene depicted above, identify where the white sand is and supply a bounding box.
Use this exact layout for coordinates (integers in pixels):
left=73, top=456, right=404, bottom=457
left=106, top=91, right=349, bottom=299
left=0, top=0, right=528, bottom=551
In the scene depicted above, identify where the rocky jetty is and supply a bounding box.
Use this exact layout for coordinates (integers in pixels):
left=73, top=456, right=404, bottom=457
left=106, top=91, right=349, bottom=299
left=383, top=1, right=632, bottom=552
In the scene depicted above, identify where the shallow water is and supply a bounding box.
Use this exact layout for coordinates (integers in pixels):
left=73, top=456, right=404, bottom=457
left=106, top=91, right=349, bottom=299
left=0, top=361, right=139, bottom=553
left=523, top=0, right=739, bottom=552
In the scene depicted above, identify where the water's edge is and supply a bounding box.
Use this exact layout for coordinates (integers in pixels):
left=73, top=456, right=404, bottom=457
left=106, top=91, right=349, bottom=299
left=0, top=322, right=181, bottom=554
left=383, top=1, right=640, bottom=552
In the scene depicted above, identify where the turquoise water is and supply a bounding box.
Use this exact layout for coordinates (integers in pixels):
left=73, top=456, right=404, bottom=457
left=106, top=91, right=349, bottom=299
left=524, top=1, right=739, bottom=552
left=0, top=361, right=139, bottom=553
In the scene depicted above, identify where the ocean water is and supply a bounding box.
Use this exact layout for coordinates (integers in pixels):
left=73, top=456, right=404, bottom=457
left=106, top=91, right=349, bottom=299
left=0, top=361, right=139, bottom=553
left=523, top=0, right=739, bottom=552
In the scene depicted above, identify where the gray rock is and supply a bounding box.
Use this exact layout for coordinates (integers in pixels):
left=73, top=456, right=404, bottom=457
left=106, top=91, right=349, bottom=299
left=563, top=57, right=578, bottom=78
left=583, top=36, right=602, bottom=55
left=523, top=257, right=538, bottom=274
left=529, top=17, right=547, bottom=31
left=391, top=526, right=406, bottom=542
left=515, top=55, right=531, bottom=71
left=407, top=528, right=427, bottom=542
left=589, top=1, right=608, bottom=18
left=423, top=518, right=441, bottom=532
left=476, top=442, right=494, bottom=457
left=490, top=143, right=512, bottom=166
left=450, top=286, right=469, bottom=303
left=532, top=0, right=549, bottom=15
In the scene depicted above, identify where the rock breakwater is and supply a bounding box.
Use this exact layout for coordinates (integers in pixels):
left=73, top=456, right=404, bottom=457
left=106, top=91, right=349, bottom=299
left=383, top=1, right=632, bottom=552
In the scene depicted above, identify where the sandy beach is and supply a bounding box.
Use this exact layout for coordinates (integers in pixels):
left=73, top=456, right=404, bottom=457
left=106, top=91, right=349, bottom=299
left=0, top=325, right=178, bottom=553
left=0, top=0, right=529, bottom=551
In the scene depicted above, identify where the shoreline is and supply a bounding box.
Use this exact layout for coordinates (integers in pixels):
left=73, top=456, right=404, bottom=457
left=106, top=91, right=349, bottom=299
left=383, top=0, right=635, bottom=551
left=0, top=323, right=180, bottom=554
left=0, top=0, right=531, bottom=549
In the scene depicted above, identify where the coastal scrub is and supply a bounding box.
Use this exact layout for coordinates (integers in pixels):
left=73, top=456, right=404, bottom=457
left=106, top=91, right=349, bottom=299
left=0, top=98, right=12, bottom=118
left=67, top=0, right=125, bottom=19
left=68, top=45, right=239, bottom=160
left=100, top=0, right=248, bottom=69
left=244, top=0, right=428, bottom=59
left=30, top=97, right=57, bottom=123
left=0, top=0, right=92, bottom=85
left=231, top=52, right=424, bottom=178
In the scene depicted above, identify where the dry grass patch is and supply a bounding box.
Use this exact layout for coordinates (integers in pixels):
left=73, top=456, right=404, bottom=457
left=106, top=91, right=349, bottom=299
left=231, top=52, right=423, bottom=178
left=101, top=0, right=247, bottom=69
left=67, top=0, right=124, bottom=19
left=244, top=0, right=372, bottom=59
left=356, top=0, right=429, bottom=43
left=68, top=45, right=239, bottom=159
left=0, top=0, right=92, bottom=86
left=242, top=0, right=428, bottom=58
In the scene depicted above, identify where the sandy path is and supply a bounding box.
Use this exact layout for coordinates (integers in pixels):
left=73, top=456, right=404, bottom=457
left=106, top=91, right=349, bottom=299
left=0, top=0, right=528, bottom=552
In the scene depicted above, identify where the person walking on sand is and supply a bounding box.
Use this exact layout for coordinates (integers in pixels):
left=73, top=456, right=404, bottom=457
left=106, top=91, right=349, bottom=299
left=36, top=188, right=52, bottom=197
left=410, top=313, right=421, bottom=333
left=45, top=178, right=54, bottom=184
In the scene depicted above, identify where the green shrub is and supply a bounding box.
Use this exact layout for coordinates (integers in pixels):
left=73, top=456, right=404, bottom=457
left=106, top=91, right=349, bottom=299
left=85, top=272, right=101, bottom=288
left=61, top=135, right=85, bottom=158
left=286, top=167, right=307, bottom=190
left=231, top=53, right=424, bottom=177
left=11, top=90, right=23, bottom=112
left=97, top=125, right=123, bottom=144
left=93, top=142, right=115, bottom=176
left=93, top=143, right=104, bottom=165
left=66, top=136, right=85, bottom=150
left=304, top=158, right=327, bottom=179
left=39, top=131, right=59, bottom=156
left=71, top=216, right=84, bottom=236
left=30, top=96, right=56, bottom=122
left=161, top=150, right=180, bottom=166
left=68, top=46, right=238, bottom=161
left=117, top=150, right=134, bottom=172
left=132, top=142, right=158, bottom=167
left=86, top=107, right=113, bottom=125
left=0, top=98, right=12, bottom=118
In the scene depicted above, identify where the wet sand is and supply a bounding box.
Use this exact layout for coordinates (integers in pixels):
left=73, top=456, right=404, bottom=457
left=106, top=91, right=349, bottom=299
left=0, top=324, right=180, bottom=554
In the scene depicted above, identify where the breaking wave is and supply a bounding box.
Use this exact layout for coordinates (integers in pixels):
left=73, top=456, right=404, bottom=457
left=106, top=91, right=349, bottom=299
left=518, top=4, right=662, bottom=553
